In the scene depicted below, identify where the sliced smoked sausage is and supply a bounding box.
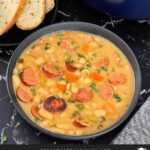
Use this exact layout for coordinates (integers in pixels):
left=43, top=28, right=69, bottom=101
left=73, top=87, right=93, bottom=102
left=20, top=68, right=38, bottom=86
left=16, top=87, right=32, bottom=103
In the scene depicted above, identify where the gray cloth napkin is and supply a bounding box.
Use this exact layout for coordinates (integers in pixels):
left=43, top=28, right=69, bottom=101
left=112, top=96, right=150, bottom=144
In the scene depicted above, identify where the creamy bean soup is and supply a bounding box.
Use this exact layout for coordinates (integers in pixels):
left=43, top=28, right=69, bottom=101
left=12, top=31, right=134, bottom=136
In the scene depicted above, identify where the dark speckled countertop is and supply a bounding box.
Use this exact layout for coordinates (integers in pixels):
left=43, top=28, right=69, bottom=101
left=0, top=0, right=150, bottom=144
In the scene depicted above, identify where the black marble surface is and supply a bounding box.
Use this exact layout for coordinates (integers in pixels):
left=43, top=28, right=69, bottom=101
left=0, top=0, right=150, bottom=144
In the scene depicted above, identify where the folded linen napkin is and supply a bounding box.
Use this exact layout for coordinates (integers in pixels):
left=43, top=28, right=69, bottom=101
left=112, top=96, right=150, bottom=144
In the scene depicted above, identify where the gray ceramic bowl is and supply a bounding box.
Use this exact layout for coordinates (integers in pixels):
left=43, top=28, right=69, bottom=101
left=6, top=22, right=141, bottom=140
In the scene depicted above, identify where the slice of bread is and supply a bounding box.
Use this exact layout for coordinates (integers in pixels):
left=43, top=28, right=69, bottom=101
left=0, top=0, right=24, bottom=36
left=16, top=0, right=46, bottom=30
left=46, top=0, right=55, bottom=14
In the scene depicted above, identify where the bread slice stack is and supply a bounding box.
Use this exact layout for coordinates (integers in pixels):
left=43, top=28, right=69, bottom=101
left=0, top=0, right=55, bottom=36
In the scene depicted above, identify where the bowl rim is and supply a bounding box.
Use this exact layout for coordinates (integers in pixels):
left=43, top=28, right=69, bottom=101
left=6, top=21, right=141, bottom=140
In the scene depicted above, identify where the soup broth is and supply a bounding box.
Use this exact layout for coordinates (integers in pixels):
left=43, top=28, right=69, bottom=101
left=12, top=31, right=134, bottom=136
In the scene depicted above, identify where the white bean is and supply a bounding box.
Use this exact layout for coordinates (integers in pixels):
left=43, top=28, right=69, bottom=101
left=39, top=109, right=53, bottom=120
left=33, top=95, right=41, bottom=103
left=71, top=84, right=78, bottom=93
left=12, top=75, right=21, bottom=88
left=94, top=109, right=106, bottom=117
left=39, top=120, right=50, bottom=127
left=36, top=57, right=45, bottom=65
left=50, top=128, right=65, bottom=134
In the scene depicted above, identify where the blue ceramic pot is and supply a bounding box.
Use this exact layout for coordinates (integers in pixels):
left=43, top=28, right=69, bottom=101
left=83, top=0, right=150, bottom=19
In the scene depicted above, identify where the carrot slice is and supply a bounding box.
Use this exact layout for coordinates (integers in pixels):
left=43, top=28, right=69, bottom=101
left=64, top=72, right=78, bottom=83
left=72, top=118, right=87, bottom=128
left=90, top=72, right=104, bottom=81
left=103, top=103, right=115, bottom=114
left=82, top=43, right=89, bottom=53
left=57, top=84, right=66, bottom=93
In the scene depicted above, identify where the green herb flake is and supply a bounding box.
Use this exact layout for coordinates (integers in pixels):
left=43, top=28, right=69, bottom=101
left=71, top=41, right=76, bottom=45
left=113, top=93, right=122, bottom=102
left=55, top=66, right=60, bottom=70
left=64, top=92, right=69, bottom=95
left=60, top=77, right=65, bottom=81
left=100, top=66, right=108, bottom=72
left=100, top=116, right=106, bottom=123
left=1, top=136, right=8, bottom=143
left=92, top=53, right=97, bottom=57
left=90, top=83, right=99, bottom=93
left=76, top=104, right=84, bottom=111
left=65, top=55, right=74, bottom=64
left=97, top=124, right=103, bottom=129
left=79, top=67, right=84, bottom=72
left=31, top=45, right=36, bottom=49
left=72, top=111, right=80, bottom=117
left=31, top=88, right=36, bottom=96
left=44, top=43, right=50, bottom=50
left=77, top=53, right=86, bottom=59
left=67, top=100, right=76, bottom=103
left=55, top=94, right=59, bottom=100
left=86, top=63, right=91, bottom=68
left=18, top=58, right=24, bottom=63
left=74, top=46, right=80, bottom=51
left=34, top=117, right=43, bottom=123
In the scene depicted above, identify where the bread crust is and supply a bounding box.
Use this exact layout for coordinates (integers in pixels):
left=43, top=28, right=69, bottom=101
left=46, top=0, right=55, bottom=14
left=16, top=0, right=46, bottom=30
left=0, top=0, right=24, bottom=36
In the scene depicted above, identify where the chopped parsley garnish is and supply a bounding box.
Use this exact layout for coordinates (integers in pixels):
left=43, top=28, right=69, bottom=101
left=65, top=55, right=74, bottom=64
left=55, top=95, right=60, bottom=100
left=77, top=53, right=86, bottom=59
left=31, top=45, right=36, bottom=49
left=55, top=66, right=60, bottom=70
left=76, top=104, right=84, bottom=111
left=74, top=46, right=80, bottom=50
left=100, top=116, right=106, bottom=123
left=34, top=117, right=43, bottom=123
left=64, top=92, right=69, bottom=95
left=71, top=41, right=76, bottom=45
left=44, top=43, right=50, bottom=50
left=100, top=66, right=107, bottom=71
left=86, top=63, right=91, bottom=68
left=67, top=100, right=76, bottom=103
left=79, top=67, right=84, bottom=72
left=92, top=53, right=97, bottom=57
left=1, top=136, right=8, bottom=143
left=97, top=124, right=103, bottom=129
left=60, top=77, right=65, bottom=81
left=113, top=94, right=122, bottom=102
left=72, top=111, right=80, bottom=117
left=90, top=83, right=98, bottom=93
left=30, top=88, right=36, bottom=96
